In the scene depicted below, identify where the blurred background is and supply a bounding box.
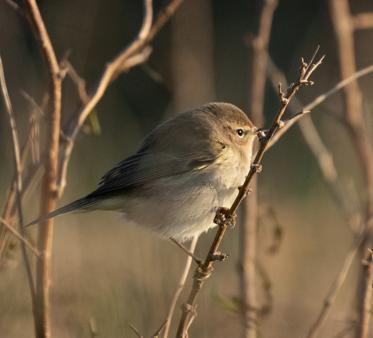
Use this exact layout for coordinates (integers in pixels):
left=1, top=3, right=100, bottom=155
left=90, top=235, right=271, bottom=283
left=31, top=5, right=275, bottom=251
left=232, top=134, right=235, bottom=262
left=1, top=0, right=373, bottom=337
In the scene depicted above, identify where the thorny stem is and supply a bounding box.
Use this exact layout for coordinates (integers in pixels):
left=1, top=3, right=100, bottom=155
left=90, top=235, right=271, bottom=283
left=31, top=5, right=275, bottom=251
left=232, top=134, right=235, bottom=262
left=175, top=49, right=324, bottom=338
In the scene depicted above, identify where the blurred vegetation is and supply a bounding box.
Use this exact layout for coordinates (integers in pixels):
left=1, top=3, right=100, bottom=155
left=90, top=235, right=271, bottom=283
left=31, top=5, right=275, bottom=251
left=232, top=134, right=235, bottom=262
left=1, top=0, right=373, bottom=337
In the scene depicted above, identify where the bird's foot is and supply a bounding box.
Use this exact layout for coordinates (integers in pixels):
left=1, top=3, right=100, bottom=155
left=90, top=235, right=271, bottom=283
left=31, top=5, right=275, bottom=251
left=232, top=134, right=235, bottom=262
left=214, top=207, right=237, bottom=229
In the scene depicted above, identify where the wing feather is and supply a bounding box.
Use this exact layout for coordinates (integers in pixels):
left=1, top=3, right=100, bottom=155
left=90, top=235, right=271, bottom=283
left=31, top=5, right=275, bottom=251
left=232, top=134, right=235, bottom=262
left=89, top=112, right=225, bottom=197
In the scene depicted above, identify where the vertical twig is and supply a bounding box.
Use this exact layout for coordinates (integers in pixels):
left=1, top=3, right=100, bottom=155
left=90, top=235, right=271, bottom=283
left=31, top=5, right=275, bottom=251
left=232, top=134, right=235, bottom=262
left=0, top=57, right=37, bottom=320
left=0, top=0, right=184, bottom=262
left=163, top=237, right=198, bottom=338
left=329, top=2, right=373, bottom=338
left=241, top=1, right=278, bottom=337
left=24, top=1, right=62, bottom=337
left=175, top=49, right=324, bottom=338
left=0, top=218, right=40, bottom=257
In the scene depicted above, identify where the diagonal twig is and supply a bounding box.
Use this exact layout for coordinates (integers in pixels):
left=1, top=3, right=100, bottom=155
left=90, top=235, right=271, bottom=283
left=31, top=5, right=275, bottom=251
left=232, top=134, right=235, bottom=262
left=267, top=64, right=373, bottom=149
left=175, top=48, right=325, bottom=338
left=163, top=237, right=198, bottom=338
left=241, top=1, right=278, bottom=337
left=0, top=218, right=40, bottom=257
left=57, top=0, right=183, bottom=194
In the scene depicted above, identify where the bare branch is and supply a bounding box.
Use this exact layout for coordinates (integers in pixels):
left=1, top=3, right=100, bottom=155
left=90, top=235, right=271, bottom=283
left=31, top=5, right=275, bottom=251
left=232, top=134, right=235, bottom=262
left=24, top=0, right=62, bottom=336
left=152, top=320, right=168, bottom=338
left=0, top=0, right=184, bottom=265
left=305, top=223, right=368, bottom=338
left=241, top=1, right=278, bottom=337
left=170, top=237, right=201, bottom=266
left=0, top=218, right=40, bottom=257
left=130, top=324, right=144, bottom=338
left=267, top=64, right=373, bottom=149
left=0, top=56, right=37, bottom=307
left=352, top=13, right=373, bottom=30
left=266, top=55, right=362, bottom=232
left=163, top=237, right=198, bottom=338
left=175, top=49, right=324, bottom=338
left=57, top=0, right=183, bottom=193
left=329, top=2, right=373, bottom=337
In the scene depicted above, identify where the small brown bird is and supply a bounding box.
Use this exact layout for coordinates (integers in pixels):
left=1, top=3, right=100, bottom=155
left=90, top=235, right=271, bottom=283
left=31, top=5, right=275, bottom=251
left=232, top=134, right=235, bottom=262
left=27, top=102, right=257, bottom=242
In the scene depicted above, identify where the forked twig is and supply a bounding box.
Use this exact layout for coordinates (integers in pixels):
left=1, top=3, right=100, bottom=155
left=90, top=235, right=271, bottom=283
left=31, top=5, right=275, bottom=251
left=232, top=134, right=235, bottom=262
left=0, top=218, right=40, bottom=257
left=267, top=64, right=373, bottom=149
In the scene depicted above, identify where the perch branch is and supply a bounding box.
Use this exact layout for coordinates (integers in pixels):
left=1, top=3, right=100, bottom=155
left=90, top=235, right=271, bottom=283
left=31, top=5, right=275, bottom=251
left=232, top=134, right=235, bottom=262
left=175, top=49, right=324, bottom=338
left=242, top=1, right=278, bottom=337
left=265, top=54, right=372, bottom=338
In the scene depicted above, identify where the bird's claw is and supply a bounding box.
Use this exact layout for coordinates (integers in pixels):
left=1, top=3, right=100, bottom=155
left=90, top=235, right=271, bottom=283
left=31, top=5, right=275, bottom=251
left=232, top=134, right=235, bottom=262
left=214, top=207, right=237, bottom=228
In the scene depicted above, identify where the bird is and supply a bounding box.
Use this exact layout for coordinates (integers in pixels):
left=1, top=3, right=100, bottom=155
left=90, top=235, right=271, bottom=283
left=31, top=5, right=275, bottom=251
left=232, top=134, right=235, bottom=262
left=27, top=102, right=258, bottom=242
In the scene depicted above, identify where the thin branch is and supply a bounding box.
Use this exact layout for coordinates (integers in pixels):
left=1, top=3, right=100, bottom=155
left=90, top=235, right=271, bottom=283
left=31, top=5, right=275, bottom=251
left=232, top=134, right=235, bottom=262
left=4, top=0, right=22, bottom=13
left=329, top=2, right=373, bottom=338
left=175, top=49, right=324, bottom=338
left=0, top=0, right=184, bottom=265
left=241, top=1, right=278, bottom=337
left=0, top=218, right=40, bottom=257
left=152, top=320, right=168, bottom=338
left=163, top=237, right=198, bottom=338
left=352, top=13, right=373, bottom=30
left=57, top=0, right=182, bottom=193
left=24, top=0, right=62, bottom=337
left=130, top=324, right=144, bottom=338
left=266, top=56, right=361, bottom=231
left=305, top=223, right=368, bottom=338
left=267, top=64, right=373, bottom=149
left=170, top=237, right=201, bottom=266
left=0, top=56, right=37, bottom=309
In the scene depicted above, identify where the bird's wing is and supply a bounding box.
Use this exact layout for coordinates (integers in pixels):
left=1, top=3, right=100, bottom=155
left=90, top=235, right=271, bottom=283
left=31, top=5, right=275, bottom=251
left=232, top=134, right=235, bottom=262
left=89, top=115, right=225, bottom=197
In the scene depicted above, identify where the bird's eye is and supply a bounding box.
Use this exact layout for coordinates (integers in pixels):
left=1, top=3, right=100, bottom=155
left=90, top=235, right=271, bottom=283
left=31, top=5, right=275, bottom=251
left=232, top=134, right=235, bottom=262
left=236, top=128, right=245, bottom=137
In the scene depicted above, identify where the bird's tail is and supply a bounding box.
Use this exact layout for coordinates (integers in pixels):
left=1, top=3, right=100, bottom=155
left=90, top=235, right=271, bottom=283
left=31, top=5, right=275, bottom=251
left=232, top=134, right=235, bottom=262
left=25, top=196, right=97, bottom=227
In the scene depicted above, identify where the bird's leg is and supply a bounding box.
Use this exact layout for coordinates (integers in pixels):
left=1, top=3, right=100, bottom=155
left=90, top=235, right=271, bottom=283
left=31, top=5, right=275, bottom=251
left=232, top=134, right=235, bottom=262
left=214, top=206, right=237, bottom=229
left=170, top=237, right=203, bottom=267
